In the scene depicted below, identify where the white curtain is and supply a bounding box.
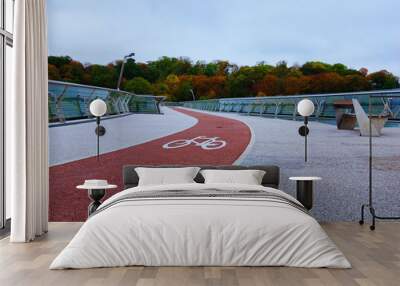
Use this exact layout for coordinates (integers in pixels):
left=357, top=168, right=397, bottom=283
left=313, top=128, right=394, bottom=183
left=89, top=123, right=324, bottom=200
left=8, top=0, right=49, bottom=242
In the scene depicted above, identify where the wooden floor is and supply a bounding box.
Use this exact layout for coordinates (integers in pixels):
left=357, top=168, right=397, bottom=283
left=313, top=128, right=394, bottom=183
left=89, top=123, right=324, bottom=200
left=0, top=222, right=399, bottom=286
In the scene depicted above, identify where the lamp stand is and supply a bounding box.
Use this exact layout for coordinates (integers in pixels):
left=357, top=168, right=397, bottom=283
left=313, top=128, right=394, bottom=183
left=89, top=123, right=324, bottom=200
left=298, top=117, right=310, bottom=162
left=96, top=117, right=100, bottom=161
left=94, top=117, right=106, bottom=161
left=359, top=95, right=400, bottom=230
left=304, top=116, right=308, bottom=162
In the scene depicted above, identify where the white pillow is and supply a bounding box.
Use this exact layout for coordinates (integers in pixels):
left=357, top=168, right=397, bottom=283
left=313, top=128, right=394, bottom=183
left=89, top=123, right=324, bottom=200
left=135, top=167, right=200, bottom=186
left=200, top=169, right=266, bottom=185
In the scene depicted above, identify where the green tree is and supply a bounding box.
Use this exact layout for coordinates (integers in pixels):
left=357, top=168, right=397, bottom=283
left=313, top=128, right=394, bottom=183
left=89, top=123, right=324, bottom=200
left=271, top=61, right=290, bottom=78
left=147, top=57, right=192, bottom=79
left=204, top=63, right=218, bottom=76
left=331, top=63, right=348, bottom=75
left=48, top=55, right=399, bottom=101
left=48, top=56, right=72, bottom=69
left=190, top=61, right=207, bottom=75
left=124, top=77, right=153, bottom=94
left=175, top=80, right=193, bottom=101
left=228, top=72, right=255, bottom=98
left=367, top=71, right=400, bottom=89
left=86, top=64, right=118, bottom=88
left=301, top=61, right=331, bottom=75
left=344, top=75, right=371, bottom=91
left=152, top=82, right=169, bottom=96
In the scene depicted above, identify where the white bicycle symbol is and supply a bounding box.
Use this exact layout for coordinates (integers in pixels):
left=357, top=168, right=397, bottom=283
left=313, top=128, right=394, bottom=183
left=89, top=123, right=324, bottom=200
left=163, top=136, right=227, bottom=150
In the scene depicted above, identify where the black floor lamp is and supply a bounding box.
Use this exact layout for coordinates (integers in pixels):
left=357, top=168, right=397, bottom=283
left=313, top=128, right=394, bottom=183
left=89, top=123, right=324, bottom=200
left=297, top=99, right=315, bottom=162
left=359, top=95, right=400, bottom=230
left=89, top=99, right=107, bottom=161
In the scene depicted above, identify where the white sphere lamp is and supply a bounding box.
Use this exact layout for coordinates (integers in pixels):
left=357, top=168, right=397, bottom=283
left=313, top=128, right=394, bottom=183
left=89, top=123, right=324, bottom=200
left=89, top=99, right=107, bottom=161
left=297, top=99, right=315, bottom=117
left=89, top=99, right=107, bottom=117
left=297, top=99, right=314, bottom=162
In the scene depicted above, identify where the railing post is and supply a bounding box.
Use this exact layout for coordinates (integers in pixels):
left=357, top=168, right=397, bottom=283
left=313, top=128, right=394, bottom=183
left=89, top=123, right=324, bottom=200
left=124, top=95, right=131, bottom=112
left=259, top=103, right=266, bottom=117
left=154, top=98, right=160, bottom=114
left=293, top=101, right=298, bottom=120
left=315, top=99, right=326, bottom=120
left=85, top=89, right=97, bottom=118
left=75, top=94, right=84, bottom=117
left=237, top=103, right=242, bottom=113
left=274, top=102, right=281, bottom=118
left=55, top=85, right=68, bottom=123
left=110, top=97, right=119, bottom=114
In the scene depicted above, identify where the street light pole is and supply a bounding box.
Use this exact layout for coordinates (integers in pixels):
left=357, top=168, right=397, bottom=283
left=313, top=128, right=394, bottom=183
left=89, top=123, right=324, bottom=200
left=190, top=89, right=196, bottom=101
left=117, top=52, right=135, bottom=90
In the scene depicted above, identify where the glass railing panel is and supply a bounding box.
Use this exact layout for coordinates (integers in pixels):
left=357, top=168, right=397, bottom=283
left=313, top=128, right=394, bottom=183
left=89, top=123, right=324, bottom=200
left=174, top=89, right=400, bottom=123
left=48, top=81, right=163, bottom=123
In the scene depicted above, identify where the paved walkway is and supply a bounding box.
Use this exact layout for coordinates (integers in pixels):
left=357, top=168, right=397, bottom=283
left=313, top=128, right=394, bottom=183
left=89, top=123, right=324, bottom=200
left=186, top=109, right=400, bottom=222
left=49, top=106, right=400, bottom=222
left=49, top=107, right=198, bottom=166
left=49, top=108, right=251, bottom=221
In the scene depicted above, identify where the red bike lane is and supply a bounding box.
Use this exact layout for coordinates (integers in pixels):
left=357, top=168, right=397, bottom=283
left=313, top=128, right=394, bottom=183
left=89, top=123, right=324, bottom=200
left=49, top=108, right=251, bottom=221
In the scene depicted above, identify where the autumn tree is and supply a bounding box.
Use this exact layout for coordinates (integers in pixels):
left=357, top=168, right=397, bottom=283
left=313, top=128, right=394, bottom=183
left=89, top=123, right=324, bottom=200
left=253, top=75, right=281, bottom=96
left=59, top=60, right=85, bottom=84
left=48, top=64, right=61, bottom=80
left=152, top=82, right=169, bottom=96
left=307, top=72, right=345, bottom=93
left=283, top=76, right=310, bottom=95
left=48, top=55, right=399, bottom=101
left=164, top=74, right=181, bottom=101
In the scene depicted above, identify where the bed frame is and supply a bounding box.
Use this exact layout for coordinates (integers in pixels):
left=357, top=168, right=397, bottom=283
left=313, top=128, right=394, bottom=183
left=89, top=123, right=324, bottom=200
left=123, top=165, right=280, bottom=189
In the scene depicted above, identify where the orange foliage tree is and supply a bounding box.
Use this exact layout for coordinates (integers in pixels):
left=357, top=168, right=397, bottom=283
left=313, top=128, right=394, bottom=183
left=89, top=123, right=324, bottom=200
left=48, top=56, right=400, bottom=101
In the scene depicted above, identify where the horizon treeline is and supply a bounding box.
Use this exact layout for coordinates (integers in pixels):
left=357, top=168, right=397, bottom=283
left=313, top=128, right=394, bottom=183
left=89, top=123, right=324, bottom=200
left=48, top=56, right=400, bottom=101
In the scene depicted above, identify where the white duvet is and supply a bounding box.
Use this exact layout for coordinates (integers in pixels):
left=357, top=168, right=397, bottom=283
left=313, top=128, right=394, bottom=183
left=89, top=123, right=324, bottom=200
left=50, top=183, right=351, bottom=269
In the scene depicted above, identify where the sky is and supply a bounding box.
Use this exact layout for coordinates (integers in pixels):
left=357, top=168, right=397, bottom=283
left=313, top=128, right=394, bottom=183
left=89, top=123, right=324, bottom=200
left=47, top=0, right=400, bottom=75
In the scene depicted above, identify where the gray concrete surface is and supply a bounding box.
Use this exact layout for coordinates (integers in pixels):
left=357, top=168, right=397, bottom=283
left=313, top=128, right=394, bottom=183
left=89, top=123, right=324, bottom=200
left=189, top=108, right=400, bottom=222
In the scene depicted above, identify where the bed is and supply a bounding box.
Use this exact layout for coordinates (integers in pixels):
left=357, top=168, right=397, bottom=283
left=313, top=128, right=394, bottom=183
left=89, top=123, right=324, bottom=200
left=50, top=165, right=350, bottom=269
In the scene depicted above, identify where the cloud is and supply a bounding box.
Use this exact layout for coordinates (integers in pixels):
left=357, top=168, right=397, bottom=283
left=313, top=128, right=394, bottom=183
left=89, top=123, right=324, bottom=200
left=47, top=0, right=400, bottom=75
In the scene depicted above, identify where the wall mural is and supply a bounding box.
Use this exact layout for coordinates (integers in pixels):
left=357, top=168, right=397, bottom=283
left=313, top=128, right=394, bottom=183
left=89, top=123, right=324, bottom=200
left=48, top=62, right=400, bottom=223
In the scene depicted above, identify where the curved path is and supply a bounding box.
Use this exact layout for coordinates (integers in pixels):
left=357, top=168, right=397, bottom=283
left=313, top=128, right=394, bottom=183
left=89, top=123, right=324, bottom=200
left=49, top=107, right=198, bottom=166
left=49, top=108, right=251, bottom=221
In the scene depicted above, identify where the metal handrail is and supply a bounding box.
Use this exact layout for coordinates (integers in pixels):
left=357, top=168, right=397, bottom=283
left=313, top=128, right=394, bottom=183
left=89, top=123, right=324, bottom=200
left=175, top=89, right=400, bottom=104
left=48, top=80, right=164, bottom=123
left=169, top=89, right=400, bottom=122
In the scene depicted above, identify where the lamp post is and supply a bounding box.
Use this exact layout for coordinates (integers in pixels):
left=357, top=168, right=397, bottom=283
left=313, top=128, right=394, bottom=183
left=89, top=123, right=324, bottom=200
left=190, top=89, right=196, bottom=101
left=359, top=94, right=400, bottom=230
left=297, top=99, right=315, bottom=162
left=89, top=99, right=107, bottom=161
left=117, top=52, right=135, bottom=90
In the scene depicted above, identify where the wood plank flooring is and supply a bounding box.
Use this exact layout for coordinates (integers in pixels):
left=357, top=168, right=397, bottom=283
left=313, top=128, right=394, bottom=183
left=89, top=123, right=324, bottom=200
left=0, top=222, right=399, bottom=286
